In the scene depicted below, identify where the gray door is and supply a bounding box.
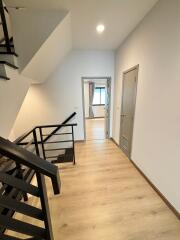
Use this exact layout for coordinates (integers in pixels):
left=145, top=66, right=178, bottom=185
left=120, top=66, right=138, bottom=158
left=105, top=78, right=111, bottom=138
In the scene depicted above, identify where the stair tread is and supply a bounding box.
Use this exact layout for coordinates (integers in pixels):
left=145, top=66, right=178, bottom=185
left=0, top=52, right=18, bottom=57
left=52, top=148, right=74, bottom=164
left=0, top=61, right=18, bottom=69
left=0, top=75, right=10, bottom=80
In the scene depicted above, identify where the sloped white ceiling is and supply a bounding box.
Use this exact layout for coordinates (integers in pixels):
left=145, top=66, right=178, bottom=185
left=9, top=8, right=68, bottom=71
left=22, top=13, right=72, bottom=84
left=6, top=0, right=158, bottom=49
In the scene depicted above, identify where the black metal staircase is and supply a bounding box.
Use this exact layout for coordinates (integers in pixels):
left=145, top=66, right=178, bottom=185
left=0, top=0, right=18, bottom=80
left=0, top=112, right=77, bottom=239
left=0, top=137, right=60, bottom=239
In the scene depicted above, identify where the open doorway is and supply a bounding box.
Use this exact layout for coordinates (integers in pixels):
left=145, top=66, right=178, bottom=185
left=82, top=77, right=111, bottom=140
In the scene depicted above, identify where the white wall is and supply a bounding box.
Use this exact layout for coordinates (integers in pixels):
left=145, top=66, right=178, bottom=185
left=12, top=50, right=114, bottom=140
left=0, top=66, right=30, bottom=139
left=113, top=0, right=180, bottom=212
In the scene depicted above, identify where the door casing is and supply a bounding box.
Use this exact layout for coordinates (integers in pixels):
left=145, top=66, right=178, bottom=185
left=82, top=77, right=111, bottom=140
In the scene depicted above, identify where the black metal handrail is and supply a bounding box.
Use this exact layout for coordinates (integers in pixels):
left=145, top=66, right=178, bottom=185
left=43, top=112, right=76, bottom=142
left=14, top=128, right=35, bottom=144
left=15, top=112, right=77, bottom=145
left=37, top=123, right=77, bottom=128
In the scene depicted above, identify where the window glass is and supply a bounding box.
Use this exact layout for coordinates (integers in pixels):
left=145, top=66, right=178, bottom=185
left=93, top=87, right=105, bottom=105
left=93, top=88, right=100, bottom=104
left=101, top=88, right=105, bottom=104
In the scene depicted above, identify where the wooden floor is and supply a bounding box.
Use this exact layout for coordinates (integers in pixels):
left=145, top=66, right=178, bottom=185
left=86, top=118, right=105, bottom=140
left=9, top=120, right=180, bottom=239
left=47, top=140, right=180, bottom=240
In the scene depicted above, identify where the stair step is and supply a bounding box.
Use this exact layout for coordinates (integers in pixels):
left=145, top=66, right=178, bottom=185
left=0, top=52, right=18, bottom=57
left=0, top=195, right=43, bottom=220
left=0, top=53, right=18, bottom=66
left=0, top=61, right=18, bottom=80
left=0, top=172, right=40, bottom=197
left=0, top=75, right=10, bottom=80
left=52, top=148, right=74, bottom=164
left=0, top=234, right=23, bottom=240
left=1, top=234, right=41, bottom=239
left=0, top=45, right=15, bottom=53
left=0, top=61, right=18, bottom=69
left=0, top=214, right=46, bottom=238
left=0, top=37, right=5, bottom=44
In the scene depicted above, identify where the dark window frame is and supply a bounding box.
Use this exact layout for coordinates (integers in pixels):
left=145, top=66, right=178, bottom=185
left=93, top=87, right=105, bottom=106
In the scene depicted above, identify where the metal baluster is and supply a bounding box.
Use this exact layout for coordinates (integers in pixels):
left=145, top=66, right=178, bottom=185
left=39, top=127, right=46, bottom=160
left=33, top=129, right=40, bottom=157
left=72, top=126, right=76, bottom=164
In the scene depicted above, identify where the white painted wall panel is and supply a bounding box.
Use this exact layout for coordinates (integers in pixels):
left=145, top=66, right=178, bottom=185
left=0, top=66, right=30, bottom=138
left=113, top=0, right=180, bottom=212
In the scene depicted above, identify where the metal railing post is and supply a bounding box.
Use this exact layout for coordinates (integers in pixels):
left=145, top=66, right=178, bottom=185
left=34, top=128, right=55, bottom=239
left=33, top=128, right=40, bottom=157
left=72, top=126, right=76, bottom=164
left=36, top=172, right=54, bottom=240
left=39, top=127, right=46, bottom=160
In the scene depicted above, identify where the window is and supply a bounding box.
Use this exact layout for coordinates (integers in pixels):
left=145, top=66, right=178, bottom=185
left=93, top=87, right=106, bottom=105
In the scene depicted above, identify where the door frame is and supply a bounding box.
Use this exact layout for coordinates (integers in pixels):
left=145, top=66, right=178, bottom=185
left=119, top=65, right=139, bottom=158
left=81, top=76, right=111, bottom=140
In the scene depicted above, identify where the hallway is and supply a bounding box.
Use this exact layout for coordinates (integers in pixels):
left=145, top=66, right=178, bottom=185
left=47, top=139, right=180, bottom=240
left=86, top=118, right=106, bottom=140
left=7, top=121, right=180, bottom=239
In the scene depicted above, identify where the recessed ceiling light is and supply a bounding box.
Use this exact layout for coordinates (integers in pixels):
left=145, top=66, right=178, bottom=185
left=96, top=24, right=105, bottom=34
